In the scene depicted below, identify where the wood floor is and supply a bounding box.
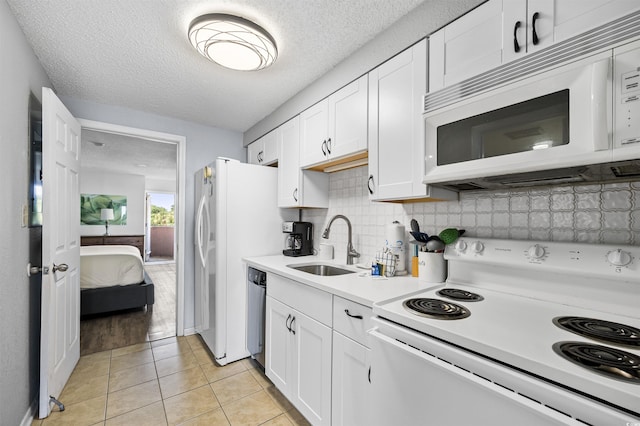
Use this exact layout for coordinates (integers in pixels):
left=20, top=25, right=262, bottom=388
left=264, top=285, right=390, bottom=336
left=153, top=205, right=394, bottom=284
left=80, top=262, right=177, bottom=355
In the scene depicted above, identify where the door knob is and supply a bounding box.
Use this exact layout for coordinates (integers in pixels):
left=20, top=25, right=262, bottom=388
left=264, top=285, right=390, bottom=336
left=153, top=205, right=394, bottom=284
left=27, top=263, right=49, bottom=277
left=53, top=263, right=68, bottom=273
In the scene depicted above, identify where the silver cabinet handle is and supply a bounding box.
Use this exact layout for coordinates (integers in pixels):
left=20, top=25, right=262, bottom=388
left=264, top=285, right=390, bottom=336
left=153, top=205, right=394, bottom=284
left=53, top=263, right=68, bottom=273
left=326, top=137, right=332, bottom=154
left=321, top=140, right=327, bottom=156
left=293, top=188, right=298, bottom=202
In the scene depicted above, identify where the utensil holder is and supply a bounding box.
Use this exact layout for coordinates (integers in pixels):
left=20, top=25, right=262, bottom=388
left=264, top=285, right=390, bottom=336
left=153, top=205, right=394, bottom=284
left=418, top=252, right=447, bottom=283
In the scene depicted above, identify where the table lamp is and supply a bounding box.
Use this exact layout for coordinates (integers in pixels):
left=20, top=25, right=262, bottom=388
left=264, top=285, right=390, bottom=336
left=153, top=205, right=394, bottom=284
left=101, top=208, right=115, bottom=236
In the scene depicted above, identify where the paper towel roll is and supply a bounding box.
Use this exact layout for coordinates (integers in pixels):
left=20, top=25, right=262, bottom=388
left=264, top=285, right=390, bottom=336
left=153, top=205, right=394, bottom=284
left=385, top=221, right=406, bottom=273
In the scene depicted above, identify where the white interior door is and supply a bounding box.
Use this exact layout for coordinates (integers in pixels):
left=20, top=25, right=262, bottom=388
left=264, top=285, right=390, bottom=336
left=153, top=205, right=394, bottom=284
left=39, top=87, right=81, bottom=418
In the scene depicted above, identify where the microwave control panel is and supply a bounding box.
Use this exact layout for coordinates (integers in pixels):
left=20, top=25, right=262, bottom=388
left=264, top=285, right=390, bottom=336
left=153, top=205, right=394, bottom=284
left=614, top=40, right=640, bottom=148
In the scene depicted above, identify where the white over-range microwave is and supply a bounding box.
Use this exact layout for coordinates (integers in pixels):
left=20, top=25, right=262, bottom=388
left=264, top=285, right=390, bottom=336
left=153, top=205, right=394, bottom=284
left=423, top=38, right=640, bottom=191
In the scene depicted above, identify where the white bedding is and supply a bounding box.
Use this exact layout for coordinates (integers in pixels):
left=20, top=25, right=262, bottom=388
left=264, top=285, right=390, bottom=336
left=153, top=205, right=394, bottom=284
left=80, top=245, right=144, bottom=289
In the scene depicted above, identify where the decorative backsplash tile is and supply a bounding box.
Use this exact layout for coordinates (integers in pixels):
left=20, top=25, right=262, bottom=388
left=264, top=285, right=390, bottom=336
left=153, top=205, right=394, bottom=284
left=303, top=166, right=640, bottom=268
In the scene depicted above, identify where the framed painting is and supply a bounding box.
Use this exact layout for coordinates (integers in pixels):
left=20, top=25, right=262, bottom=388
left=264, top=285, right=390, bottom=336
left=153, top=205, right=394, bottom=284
left=80, top=194, right=127, bottom=225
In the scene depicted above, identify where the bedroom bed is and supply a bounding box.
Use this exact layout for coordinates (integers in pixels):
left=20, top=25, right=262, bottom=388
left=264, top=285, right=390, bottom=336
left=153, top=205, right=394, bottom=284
left=80, top=245, right=154, bottom=316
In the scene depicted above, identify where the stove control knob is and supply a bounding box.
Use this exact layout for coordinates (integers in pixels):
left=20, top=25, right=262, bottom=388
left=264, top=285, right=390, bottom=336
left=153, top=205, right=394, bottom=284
left=526, top=244, right=545, bottom=259
left=471, top=241, right=484, bottom=253
left=455, top=240, right=467, bottom=252
left=606, top=249, right=632, bottom=267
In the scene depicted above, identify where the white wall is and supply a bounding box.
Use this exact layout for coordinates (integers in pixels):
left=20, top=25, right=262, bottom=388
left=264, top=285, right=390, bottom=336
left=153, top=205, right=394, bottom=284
left=80, top=171, right=146, bottom=236
left=60, top=97, right=245, bottom=332
left=0, top=0, right=54, bottom=423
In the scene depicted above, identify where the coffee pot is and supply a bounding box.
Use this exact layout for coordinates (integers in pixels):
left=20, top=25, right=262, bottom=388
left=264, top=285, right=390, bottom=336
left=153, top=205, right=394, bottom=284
left=282, top=221, right=313, bottom=257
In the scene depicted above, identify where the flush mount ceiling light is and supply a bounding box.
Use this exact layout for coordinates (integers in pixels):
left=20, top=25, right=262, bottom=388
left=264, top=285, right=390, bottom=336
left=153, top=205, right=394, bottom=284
left=188, top=13, right=277, bottom=71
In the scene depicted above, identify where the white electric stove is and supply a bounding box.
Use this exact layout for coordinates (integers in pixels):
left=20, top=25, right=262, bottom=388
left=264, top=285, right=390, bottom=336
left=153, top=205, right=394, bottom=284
left=370, top=238, right=640, bottom=426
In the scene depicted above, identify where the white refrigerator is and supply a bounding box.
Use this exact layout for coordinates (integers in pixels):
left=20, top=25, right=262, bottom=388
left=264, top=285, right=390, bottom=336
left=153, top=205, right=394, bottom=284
left=194, top=158, right=293, bottom=365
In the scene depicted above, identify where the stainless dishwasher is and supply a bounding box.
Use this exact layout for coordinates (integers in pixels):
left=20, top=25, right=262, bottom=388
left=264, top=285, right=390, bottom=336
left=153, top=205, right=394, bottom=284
left=246, top=266, right=267, bottom=369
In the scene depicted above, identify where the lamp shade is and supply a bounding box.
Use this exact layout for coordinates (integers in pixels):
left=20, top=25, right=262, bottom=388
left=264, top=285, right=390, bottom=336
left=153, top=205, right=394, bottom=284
left=188, top=13, right=277, bottom=71
left=100, top=208, right=115, bottom=221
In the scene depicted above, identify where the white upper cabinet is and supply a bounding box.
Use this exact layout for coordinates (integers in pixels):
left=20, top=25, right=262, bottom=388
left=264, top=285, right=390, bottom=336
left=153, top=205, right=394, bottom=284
left=368, top=40, right=457, bottom=202
left=247, top=130, right=278, bottom=165
left=429, top=0, right=507, bottom=91
left=300, top=75, right=368, bottom=168
left=277, top=116, right=329, bottom=208
left=430, top=0, right=640, bottom=92
left=540, top=0, right=640, bottom=45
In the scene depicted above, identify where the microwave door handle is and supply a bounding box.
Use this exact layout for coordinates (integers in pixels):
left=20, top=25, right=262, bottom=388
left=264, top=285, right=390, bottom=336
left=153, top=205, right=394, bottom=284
left=590, top=58, right=611, bottom=152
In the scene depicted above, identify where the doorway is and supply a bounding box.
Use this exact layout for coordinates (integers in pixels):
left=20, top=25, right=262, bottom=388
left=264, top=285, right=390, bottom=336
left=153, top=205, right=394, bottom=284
left=77, top=119, right=186, bottom=353
left=146, top=191, right=176, bottom=263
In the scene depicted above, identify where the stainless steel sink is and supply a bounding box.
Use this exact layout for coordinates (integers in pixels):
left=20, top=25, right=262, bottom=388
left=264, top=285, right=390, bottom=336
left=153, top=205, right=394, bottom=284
left=287, top=263, right=356, bottom=276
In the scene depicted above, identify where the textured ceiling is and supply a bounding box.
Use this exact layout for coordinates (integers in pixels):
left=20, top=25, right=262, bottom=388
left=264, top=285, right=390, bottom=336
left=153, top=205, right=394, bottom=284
left=81, top=130, right=177, bottom=181
left=7, top=0, right=428, bottom=133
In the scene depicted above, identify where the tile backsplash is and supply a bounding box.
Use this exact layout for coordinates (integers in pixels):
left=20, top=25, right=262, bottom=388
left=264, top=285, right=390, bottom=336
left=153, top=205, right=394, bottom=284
left=303, top=166, right=640, bottom=268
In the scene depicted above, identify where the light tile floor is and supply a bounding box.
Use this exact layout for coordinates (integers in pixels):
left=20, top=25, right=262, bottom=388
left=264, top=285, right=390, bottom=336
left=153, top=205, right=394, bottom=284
left=33, top=335, right=310, bottom=426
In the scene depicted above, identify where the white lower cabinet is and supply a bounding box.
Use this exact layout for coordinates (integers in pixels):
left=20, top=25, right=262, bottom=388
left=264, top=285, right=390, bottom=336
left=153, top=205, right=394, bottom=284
left=332, top=332, right=371, bottom=426
left=265, top=276, right=375, bottom=426
left=331, top=296, right=374, bottom=426
left=265, top=274, right=333, bottom=425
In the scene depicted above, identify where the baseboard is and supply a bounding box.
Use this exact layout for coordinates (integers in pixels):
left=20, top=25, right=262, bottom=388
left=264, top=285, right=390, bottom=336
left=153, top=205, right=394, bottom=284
left=20, top=398, right=37, bottom=426
left=183, top=327, right=196, bottom=336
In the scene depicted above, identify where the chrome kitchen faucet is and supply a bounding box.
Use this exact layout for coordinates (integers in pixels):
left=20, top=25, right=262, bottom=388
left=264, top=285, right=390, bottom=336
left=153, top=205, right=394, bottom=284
left=322, top=214, right=360, bottom=265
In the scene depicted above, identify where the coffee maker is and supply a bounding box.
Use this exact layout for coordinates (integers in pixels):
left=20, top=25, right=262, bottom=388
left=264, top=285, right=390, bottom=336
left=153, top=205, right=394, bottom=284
left=282, top=221, right=313, bottom=257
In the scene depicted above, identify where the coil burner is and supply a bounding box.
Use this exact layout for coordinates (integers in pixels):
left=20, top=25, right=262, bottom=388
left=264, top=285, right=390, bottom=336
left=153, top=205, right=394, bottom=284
left=553, top=317, right=640, bottom=348
left=402, top=298, right=470, bottom=320
left=553, top=342, right=640, bottom=384
left=437, top=288, right=484, bottom=302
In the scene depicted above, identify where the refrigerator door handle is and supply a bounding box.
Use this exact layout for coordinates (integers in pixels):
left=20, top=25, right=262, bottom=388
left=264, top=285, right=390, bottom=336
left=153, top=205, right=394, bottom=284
left=196, top=194, right=208, bottom=266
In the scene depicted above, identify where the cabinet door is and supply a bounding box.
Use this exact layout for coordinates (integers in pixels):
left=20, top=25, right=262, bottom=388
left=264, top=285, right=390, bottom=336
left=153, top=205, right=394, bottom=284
left=277, top=116, right=301, bottom=207
left=265, top=296, right=293, bottom=397
left=300, top=99, right=329, bottom=167
left=328, top=75, right=368, bottom=159
left=261, top=130, right=279, bottom=165
left=502, top=0, right=532, bottom=64
left=291, top=311, right=332, bottom=426
left=332, top=332, right=371, bottom=426
left=247, top=139, right=263, bottom=165
left=368, top=40, right=426, bottom=201
left=545, top=0, right=640, bottom=46
left=429, top=0, right=504, bottom=91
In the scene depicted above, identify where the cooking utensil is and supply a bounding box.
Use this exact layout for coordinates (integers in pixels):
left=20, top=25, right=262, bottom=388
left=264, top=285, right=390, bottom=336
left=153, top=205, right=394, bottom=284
left=410, top=231, right=430, bottom=243
left=409, top=219, right=430, bottom=243
left=425, top=236, right=445, bottom=252
left=438, top=228, right=466, bottom=245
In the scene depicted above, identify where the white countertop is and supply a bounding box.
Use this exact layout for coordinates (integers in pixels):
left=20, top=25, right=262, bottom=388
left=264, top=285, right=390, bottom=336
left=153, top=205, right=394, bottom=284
left=244, top=254, right=436, bottom=307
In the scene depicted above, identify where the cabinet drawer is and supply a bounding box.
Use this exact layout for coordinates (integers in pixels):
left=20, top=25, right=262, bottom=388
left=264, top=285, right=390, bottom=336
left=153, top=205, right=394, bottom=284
left=81, top=236, right=103, bottom=246
left=104, top=236, right=143, bottom=246
left=333, top=296, right=373, bottom=347
left=268, top=273, right=332, bottom=327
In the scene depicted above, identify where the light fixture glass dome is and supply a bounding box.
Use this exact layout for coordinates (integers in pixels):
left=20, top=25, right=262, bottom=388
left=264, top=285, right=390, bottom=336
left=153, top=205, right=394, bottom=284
left=188, top=13, right=277, bottom=71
